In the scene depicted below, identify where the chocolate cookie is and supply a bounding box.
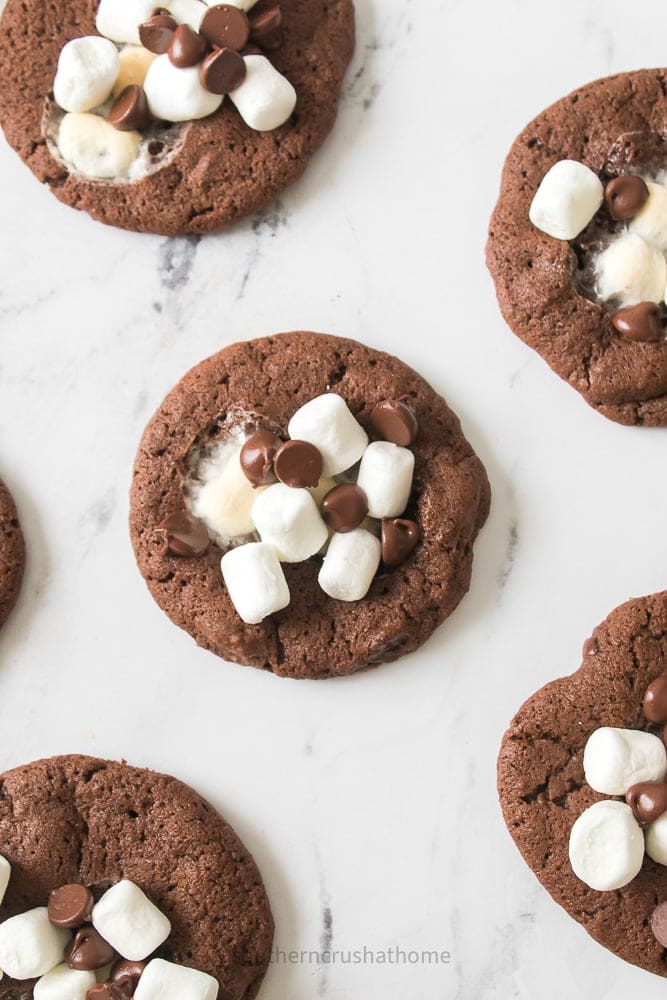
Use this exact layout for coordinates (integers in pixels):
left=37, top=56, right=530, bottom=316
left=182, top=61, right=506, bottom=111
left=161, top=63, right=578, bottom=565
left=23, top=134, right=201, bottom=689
left=0, top=479, right=24, bottom=630
left=0, top=0, right=354, bottom=235
left=498, top=592, right=667, bottom=975
left=129, top=332, right=491, bottom=680
left=487, top=70, right=667, bottom=426
left=0, top=755, right=273, bottom=999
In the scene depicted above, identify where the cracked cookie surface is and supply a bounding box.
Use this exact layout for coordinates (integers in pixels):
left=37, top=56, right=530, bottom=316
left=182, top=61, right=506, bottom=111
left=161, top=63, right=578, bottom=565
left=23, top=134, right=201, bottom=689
left=0, top=480, right=24, bottom=631
left=498, top=591, right=667, bottom=975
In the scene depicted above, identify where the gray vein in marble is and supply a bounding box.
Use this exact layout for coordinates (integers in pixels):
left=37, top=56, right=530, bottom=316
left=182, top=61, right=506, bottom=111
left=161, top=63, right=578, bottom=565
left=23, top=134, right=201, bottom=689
left=498, top=519, right=519, bottom=598
left=157, top=236, right=201, bottom=292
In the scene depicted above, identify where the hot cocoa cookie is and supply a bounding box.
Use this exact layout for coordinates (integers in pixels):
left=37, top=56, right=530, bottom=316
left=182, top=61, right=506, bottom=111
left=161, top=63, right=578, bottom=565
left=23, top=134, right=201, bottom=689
left=0, top=0, right=354, bottom=235
left=487, top=70, right=667, bottom=426
left=0, top=755, right=273, bottom=999
left=0, top=479, right=25, bottom=630
left=129, top=332, right=491, bottom=680
left=498, top=592, right=667, bottom=975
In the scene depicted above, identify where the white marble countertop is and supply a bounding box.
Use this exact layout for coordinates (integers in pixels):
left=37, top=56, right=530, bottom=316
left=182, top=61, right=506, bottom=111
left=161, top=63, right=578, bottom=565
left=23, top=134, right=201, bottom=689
left=1, top=0, right=666, bottom=996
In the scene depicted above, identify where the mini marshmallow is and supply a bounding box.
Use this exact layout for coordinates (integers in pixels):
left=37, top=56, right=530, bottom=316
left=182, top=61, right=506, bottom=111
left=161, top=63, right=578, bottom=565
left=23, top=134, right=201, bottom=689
left=34, top=964, right=96, bottom=1000
left=113, top=45, right=156, bottom=97
left=647, top=811, right=667, bottom=866
left=0, top=908, right=70, bottom=980
left=569, top=800, right=644, bottom=891
left=229, top=55, right=296, bottom=132
left=53, top=36, right=120, bottom=113
left=287, top=395, right=368, bottom=478
left=97, top=0, right=169, bottom=45
left=318, top=528, right=381, bottom=602
left=170, top=0, right=208, bottom=30
left=191, top=445, right=265, bottom=544
left=356, top=441, right=414, bottom=519
left=58, top=113, right=141, bottom=179
left=144, top=55, right=223, bottom=122
left=205, top=0, right=257, bottom=7
left=92, top=880, right=170, bottom=962
left=629, top=180, right=667, bottom=251
left=529, top=159, right=604, bottom=240
left=221, top=542, right=290, bottom=624
left=135, top=959, right=218, bottom=1000
left=595, top=232, right=667, bottom=306
left=583, top=726, right=667, bottom=796
left=252, top=484, right=328, bottom=562
left=0, top=856, right=10, bottom=908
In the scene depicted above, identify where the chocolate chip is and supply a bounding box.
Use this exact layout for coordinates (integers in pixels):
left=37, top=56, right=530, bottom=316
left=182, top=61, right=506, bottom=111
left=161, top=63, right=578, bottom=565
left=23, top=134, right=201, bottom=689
left=158, top=510, right=209, bottom=557
left=612, top=302, right=663, bottom=343
left=87, top=985, right=130, bottom=1000
left=644, top=675, right=667, bottom=724
left=381, top=518, right=420, bottom=567
left=371, top=399, right=418, bottom=446
left=48, top=884, right=94, bottom=928
left=582, top=636, right=598, bottom=657
left=139, top=10, right=177, bottom=53
left=200, top=4, right=250, bottom=51
left=249, top=3, right=283, bottom=50
left=148, top=139, right=164, bottom=156
left=651, top=901, right=667, bottom=947
left=200, top=46, right=246, bottom=95
left=110, top=959, right=146, bottom=992
left=274, top=440, right=323, bottom=488
left=321, top=484, right=368, bottom=532
left=66, top=926, right=116, bottom=971
left=626, top=781, right=667, bottom=826
left=168, top=24, right=208, bottom=68
left=240, top=430, right=281, bottom=487
left=108, top=86, right=150, bottom=132
left=604, top=174, right=649, bottom=221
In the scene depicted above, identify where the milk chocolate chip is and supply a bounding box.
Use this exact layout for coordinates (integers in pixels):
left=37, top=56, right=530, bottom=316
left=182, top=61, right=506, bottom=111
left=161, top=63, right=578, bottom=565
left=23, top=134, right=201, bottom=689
left=240, top=430, right=281, bottom=486
left=612, top=302, right=663, bottom=342
left=139, top=10, right=177, bottom=54
left=371, top=399, right=418, bottom=446
left=626, top=781, right=667, bottom=826
left=200, top=4, right=250, bottom=51
left=87, top=984, right=130, bottom=1000
left=381, top=518, right=420, bottom=567
left=274, top=440, right=323, bottom=488
left=644, top=675, right=667, bottom=723
left=249, top=3, right=283, bottom=50
left=168, top=24, right=208, bottom=68
left=66, top=926, right=116, bottom=971
left=158, top=511, right=209, bottom=557
left=110, top=959, right=146, bottom=991
left=48, top=884, right=94, bottom=928
left=321, top=484, right=368, bottom=532
left=604, top=174, right=649, bottom=221
left=200, top=46, right=246, bottom=95
left=108, top=86, right=150, bottom=131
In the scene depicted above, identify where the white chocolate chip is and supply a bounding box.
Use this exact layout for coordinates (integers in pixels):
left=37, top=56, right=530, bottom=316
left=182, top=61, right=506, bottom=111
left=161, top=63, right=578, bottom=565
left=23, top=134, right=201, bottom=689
left=190, top=444, right=266, bottom=545
left=0, top=856, right=10, bottom=908
left=356, top=441, right=414, bottom=519
left=96, top=0, right=170, bottom=45
left=92, top=880, right=171, bottom=962
left=318, top=528, right=381, bottom=602
left=113, top=45, right=157, bottom=97
left=569, top=800, right=644, bottom=891
left=583, top=726, right=667, bottom=796
left=646, top=811, right=667, bottom=865
left=252, top=483, right=328, bottom=563
left=0, top=908, right=70, bottom=980
left=529, top=159, right=604, bottom=240
left=134, top=958, right=218, bottom=1000
left=34, top=964, right=96, bottom=1000
left=144, top=55, right=223, bottom=123
left=229, top=55, right=296, bottom=132
left=57, top=113, right=141, bottom=179
left=287, top=395, right=368, bottom=478
left=595, top=233, right=667, bottom=306
left=629, top=180, right=667, bottom=252
left=221, top=542, right=290, bottom=624
left=170, top=0, right=208, bottom=30
left=54, top=36, right=120, bottom=113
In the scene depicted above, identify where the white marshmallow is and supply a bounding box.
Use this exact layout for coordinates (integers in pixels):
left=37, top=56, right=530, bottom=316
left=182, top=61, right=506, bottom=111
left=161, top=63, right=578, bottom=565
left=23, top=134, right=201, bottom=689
left=0, top=908, right=70, bottom=980
left=287, top=395, right=368, bottom=477
left=629, top=180, right=667, bottom=251
left=309, top=476, right=337, bottom=506
left=53, top=36, right=120, bottom=113
left=92, top=880, right=171, bottom=962
left=583, top=726, right=667, bottom=796
left=144, top=55, right=223, bottom=123
left=58, top=113, right=141, bottom=179
left=190, top=444, right=265, bottom=545
left=646, top=811, right=667, bottom=866
left=221, top=541, right=290, bottom=624
left=318, top=528, right=381, bottom=602
left=204, top=0, right=256, bottom=7
left=0, top=856, right=10, bottom=907
left=96, top=0, right=169, bottom=45
left=569, top=800, right=644, bottom=891
left=170, top=0, right=207, bottom=30
left=229, top=55, right=296, bottom=132
left=356, top=442, right=414, bottom=519
left=34, top=964, right=96, bottom=1000
left=113, top=45, right=156, bottom=97
left=135, top=959, right=218, bottom=1000
left=595, top=232, right=667, bottom=306
left=252, top=484, right=328, bottom=562
left=529, top=159, right=603, bottom=240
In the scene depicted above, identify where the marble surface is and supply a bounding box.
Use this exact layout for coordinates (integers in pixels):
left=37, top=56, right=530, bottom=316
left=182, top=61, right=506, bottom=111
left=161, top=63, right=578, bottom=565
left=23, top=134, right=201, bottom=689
left=0, top=0, right=666, bottom=996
